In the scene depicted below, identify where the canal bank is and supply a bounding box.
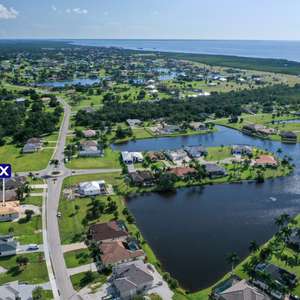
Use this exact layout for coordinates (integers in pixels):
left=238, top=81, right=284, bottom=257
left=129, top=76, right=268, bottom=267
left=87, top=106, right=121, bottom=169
left=113, top=125, right=300, bottom=293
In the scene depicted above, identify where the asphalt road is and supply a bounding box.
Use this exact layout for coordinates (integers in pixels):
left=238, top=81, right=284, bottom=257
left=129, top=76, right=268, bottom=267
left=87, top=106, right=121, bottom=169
left=19, top=97, right=121, bottom=300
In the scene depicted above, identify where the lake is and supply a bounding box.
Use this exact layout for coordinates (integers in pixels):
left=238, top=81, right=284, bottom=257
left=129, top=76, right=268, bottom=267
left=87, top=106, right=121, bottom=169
left=71, top=39, right=300, bottom=62
left=113, top=126, right=300, bottom=292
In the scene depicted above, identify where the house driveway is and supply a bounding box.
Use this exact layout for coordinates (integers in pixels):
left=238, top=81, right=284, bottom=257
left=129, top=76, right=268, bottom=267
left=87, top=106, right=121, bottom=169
left=146, top=265, right=174, bottom=300
left=62, top=242, right=87, bottom=253
left=67, top=263, right=98, bottom=276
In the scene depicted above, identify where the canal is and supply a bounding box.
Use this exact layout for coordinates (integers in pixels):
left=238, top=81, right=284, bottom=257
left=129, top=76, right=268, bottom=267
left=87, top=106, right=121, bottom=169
left=112, top=126, right=300, bottom=292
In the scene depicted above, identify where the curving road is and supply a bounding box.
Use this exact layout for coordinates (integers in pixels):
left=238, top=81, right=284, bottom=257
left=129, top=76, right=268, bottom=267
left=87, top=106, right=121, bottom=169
left=36, top=98, right=120, bottom=299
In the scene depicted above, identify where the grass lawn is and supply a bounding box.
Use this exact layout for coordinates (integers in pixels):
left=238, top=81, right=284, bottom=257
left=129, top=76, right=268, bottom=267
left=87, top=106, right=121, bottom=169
left=0, top=216, right=42, bottom=244
left=0, top=144, right=53, bottom=172
left=64, top=249, right=92, bottom=268
left=23, top=195, right=43, bottom=207
left=70, top=271, right=106, bottom=291
left=0, top=253, right=48, bottom=285
left=66, top=148, right=121, bottom=169
left=206, top=146, right=232, bottom=161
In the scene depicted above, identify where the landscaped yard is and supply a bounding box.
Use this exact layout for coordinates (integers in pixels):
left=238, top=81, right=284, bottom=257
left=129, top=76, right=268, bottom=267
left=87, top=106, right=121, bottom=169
left=64, top=249, right=92, bottom=268
left=0, top=144, right=53, bottom=172
left=0, top=253, right=48, bottom=285
left=70, top=271, right=106, bottom=291
left=66, top=148, right=121, bottom=169
left=0, top=216, right=42, bottom=244
left=206, top=146, right=232, bottom=161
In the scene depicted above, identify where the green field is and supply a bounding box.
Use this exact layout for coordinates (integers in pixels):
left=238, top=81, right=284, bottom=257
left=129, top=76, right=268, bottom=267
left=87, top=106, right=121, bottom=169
left=0, top=253, right=48, bottom=285
left=0, top=144, right=53, bottom=172
left=66, top=148, right=121, bottom=169
left=64, top=249, right=92, bottom=268
left=0, top=216, right=42, bottom=244
left=70, top=271, right=106, bottom=291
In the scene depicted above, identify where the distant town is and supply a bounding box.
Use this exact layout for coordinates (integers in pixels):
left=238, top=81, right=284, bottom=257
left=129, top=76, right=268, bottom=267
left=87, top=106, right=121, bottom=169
left=2, top=40, right=300, bottom=300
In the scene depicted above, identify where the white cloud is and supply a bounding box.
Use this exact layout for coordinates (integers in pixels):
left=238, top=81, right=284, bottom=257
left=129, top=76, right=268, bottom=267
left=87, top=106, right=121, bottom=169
left=0, top=4, right=19, bottom=19
left=51, top=5, right=57, bottom=12
left=66, top=8, right=88, bottom=15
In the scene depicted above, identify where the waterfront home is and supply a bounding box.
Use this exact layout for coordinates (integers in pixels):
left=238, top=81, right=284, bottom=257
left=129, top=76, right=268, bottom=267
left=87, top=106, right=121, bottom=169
left=112, top=261, right=154, bottom=300
left=90, top=221, right=128, bottom=243
left=254, top=155, right=278, bottom=167
left=0, top=235, right=17, bottom=257
left=287, top=228, right=300, bottom=251
left=147, top=151, right=165, bottom=162
left=22, top=138, right=43, bottom=153
left=254, top=263, right=297, bottom=291
left=126, top=119, right=142, bottom=128
left=121, top=151, right=144, bottom=164
left=231, top=145, right=253, bottom=156
left=129, top=170, right=155, bottom=186
left=280, top=131, right=297, bottom=143
left=165, top=149, right=189, bottom=163
left=167, top=167, right=197, bottom=178
left=0, top=201, right=21, bottom=222
left=242, top=124, right=275, bottom=136
left=189, top=122, right=208, bottom=131
left=79, top=140, right=103, bottom=157
left=99, top=240, right=145, bottom=267
left=205, top=164, right=227, bottom=178
left=184, top=145, right=207, bottom=158
left=82, top=129, right=97, bottom=138
left=78, top=180, right=107, bottom=196
left=217, top=279, right=270, bottom=300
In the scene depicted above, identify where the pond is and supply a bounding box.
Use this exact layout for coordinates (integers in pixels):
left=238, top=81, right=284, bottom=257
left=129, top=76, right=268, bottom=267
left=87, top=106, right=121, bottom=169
left=113, top=126, right=300, bottom=292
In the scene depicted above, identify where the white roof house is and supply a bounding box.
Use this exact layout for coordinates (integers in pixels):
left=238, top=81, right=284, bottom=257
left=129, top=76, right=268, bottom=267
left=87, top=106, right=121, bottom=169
left=121, top=152, right=144, bottom=165
left=78, top=181, right=106, bottom=196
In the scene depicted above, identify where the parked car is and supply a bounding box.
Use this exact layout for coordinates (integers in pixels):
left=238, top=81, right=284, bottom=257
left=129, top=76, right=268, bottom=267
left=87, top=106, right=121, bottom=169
left=27, top=244, right=39, bottom=251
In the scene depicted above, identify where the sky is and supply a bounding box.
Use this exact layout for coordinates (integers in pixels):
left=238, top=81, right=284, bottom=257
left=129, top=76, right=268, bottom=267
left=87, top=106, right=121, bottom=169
left=0, top=0, right=300, bottom=40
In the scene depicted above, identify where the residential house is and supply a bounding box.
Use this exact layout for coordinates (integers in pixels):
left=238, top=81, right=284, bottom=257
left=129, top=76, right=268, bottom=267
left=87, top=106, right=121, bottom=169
left=0, top=235, right=17, bottom=257
left=22, top=138, right=43, bottom=153
left=79, top=140, right=103, bottom=157
left=82, top=129, right=97, bottom=138
left=90, top=221, right=128, bottom=243
left=0, top=190, right=17, bottom=202
left=280, top=131, right=297, bottom=144
left=82, top=107, right=95, bottom=114
left=0, top=201, right=21, bottom=222
left=167, top=167, right=197, bottom=178
left=78, top=181, right=107, bottom=196
left=184, top=146, right=207, bottom=158
left=218, top=279, right=270, bottom=300
left=242, top=124, right=275, bottom=136
left=254, top=155, right=278, bottom=167
left=205, top=164, right=227, bottom=178
left=287, top=228, right=300, bottom=251
left=126, top=119, right=142, bottom=128
left=189, top=122, right=208, bottom=131
left=121, top=152, right=144, bottom=164
left=231, top=145, right=253, bottom=156
left=112, top=261, right=154, bottom=300
left=147, top=151, right=165, bottom=162
left=165, top=149, right=189, bottom=163
left=254, top=263, right=297, bottom=292
left=129, top=170, right=155, bottom=186
left=0, top=176, right=27, bottom=191
left=100, top=240, right=145, bottom=267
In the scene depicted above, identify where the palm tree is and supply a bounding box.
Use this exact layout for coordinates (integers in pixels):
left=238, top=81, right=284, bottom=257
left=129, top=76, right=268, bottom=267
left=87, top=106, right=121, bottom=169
left=226, top=252, right=240, bottom=274
left=249, top=240, right=259, bottom=254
